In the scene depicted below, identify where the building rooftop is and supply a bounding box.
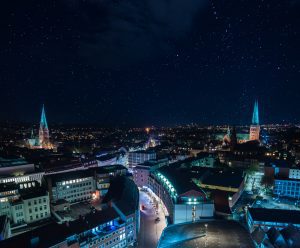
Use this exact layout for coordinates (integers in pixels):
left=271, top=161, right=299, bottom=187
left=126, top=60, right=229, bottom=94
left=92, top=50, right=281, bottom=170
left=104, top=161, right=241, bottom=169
left=199, top=168, right=244, bottom=189
left=154, top=164, right=244, bottom=196
left=248, top=208, right=300, bottom=225
left=0, top=182, right=18, bottom=193
left=20, top=187, right=48, bottom=200
left=264, top=158, right=294, bottom=169
left=44, top=169, right=93, bottom=185
left=96, top=153, right=118, bottom=161
left=92, top=164, right=127, bottom=174
left=0, top=156, right=30, bottom=168
left=67, top=207, right=120, bottom=234
left=155, top=166, right=202, bottom=195
left=103, top=176, right=139, bottom=216
left=129, top=149, right=156, bottom=154
left=0, top=207, right=120, bottom=248
left=0, top=222, right=69, bottom=248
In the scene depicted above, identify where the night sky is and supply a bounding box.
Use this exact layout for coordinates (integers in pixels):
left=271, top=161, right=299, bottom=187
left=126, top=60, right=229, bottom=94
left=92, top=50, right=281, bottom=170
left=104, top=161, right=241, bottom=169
left=1, top=0, right=300, bottom=126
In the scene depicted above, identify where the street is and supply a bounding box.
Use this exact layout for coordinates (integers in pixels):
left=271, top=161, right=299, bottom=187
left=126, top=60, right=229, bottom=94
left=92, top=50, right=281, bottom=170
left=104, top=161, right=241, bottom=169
left=137, top=190, right=166, bottom=248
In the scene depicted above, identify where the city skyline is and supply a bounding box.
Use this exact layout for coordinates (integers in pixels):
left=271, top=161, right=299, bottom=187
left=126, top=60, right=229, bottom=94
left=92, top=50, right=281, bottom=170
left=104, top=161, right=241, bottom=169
left=1, top=0, right=300, bottom=126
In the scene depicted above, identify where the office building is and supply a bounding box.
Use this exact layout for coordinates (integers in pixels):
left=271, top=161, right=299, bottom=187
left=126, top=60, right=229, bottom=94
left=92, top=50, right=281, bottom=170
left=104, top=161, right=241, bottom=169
left=43, top=170, right=96, bottom=203
left=148, top=167, right=214, bottom=224
left=273, top=177, right=300, bottom=199
left=247, top=208, right=300, bottom=232
left=132, top=158, right=168, bottom=188
left=1, top=176, right=140, bottom=248
left=0, top=182, right=51, bottom=226
left=128, top=150, right=156, bottom=168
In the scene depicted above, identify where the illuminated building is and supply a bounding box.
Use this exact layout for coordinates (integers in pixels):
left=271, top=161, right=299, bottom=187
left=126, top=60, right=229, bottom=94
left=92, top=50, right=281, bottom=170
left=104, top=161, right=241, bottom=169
left=43, top=170, right=96, bottom=203
left=38, top=104, right=51, bottom=149
left=43, top=165, right=128, bottom=204
left=273, top=175, right=300, bottom=199
left=26, top=104, right=53, bottom=149
left=249, top=100, right=260, bottom=141
left=132, top=158, right=168, bottom=188
left=246, top=208, right=300, bottom=231
left=148, top=166, right=214, bottom=224
left=144, top=135, right=160, bottom=149
left=128, top=150, right=156, bottom=169
left=0, top=182, right=51, bottom=226
left=1, top=208, right=130, bottom=247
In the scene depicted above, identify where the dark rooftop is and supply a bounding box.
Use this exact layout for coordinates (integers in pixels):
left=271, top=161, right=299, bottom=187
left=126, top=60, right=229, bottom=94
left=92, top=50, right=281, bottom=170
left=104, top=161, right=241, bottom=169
left=129, top=149, right=156, bottom=154
left=0, top=182, right=18, bottom=192
left=103, top=176, right=139, bottom=216
left=44, top=169, right=93, bottom=185
left=92, top=164, right=127, bottom=174
left=154, top=164, right=244, bottom=195
left=155, top=166, right=202, bottom=195
left=20, top=187, right=48, bottom=200
left=0, top=156, right=30, bottom=168
left=264, top=158, right=294, bottom=169
left=199, top=168, right=245, bottom=189
left=248, top=208, right=300, bottom=224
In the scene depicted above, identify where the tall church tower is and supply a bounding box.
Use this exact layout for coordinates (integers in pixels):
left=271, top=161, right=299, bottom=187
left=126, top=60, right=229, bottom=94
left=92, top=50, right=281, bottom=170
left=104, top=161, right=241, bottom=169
left=249, top=100, right=260, bottom=141
left=39, top=104, right=50, bottom=148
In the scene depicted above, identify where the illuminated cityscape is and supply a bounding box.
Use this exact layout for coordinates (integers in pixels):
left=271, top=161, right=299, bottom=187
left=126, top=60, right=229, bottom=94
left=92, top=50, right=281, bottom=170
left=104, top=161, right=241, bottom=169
left=1, top=0, right=300, bottom=247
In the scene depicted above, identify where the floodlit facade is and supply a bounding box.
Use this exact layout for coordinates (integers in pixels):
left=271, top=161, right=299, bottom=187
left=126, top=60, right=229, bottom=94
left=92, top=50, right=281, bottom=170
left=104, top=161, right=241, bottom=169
left=148, top=170, right=214, bottom=224
left=249, top=100, right=260, bottom=141
left=0, top=182, right=51, bottom=226
left=133, top=158, right=168, bottom=188
left=274, top=177, right=300, bottom=199
left=39, top=104, right=50, bottom=148
left=44, top=171, right=96, bottom=203
left=128, top=150, right=156, bottom=168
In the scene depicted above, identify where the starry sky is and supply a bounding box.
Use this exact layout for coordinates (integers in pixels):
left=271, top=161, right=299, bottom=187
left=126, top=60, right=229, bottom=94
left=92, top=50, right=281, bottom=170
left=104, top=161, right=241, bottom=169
left=0, top=0, right=300, bottom=126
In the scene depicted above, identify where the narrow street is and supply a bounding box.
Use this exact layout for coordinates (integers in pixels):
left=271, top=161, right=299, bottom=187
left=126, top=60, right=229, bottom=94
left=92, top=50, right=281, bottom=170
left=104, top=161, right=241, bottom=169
left=137, top=191, right=166, bottom=248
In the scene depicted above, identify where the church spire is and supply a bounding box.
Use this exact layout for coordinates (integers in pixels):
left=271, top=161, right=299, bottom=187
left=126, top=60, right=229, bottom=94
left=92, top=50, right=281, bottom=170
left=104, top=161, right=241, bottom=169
left=40, top=104, right=48, bottom=129
left=252, top=100, right=259, bottom=125
left=39, top=104, right=50, bottom=148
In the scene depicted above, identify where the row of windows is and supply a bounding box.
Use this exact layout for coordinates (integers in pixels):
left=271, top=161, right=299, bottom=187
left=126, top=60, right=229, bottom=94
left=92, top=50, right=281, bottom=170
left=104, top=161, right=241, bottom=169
left=62, top=195, right=91, bottom=203
left=27, top=198, right=47, bottom=206
left=58, top=190, right=92, bottom=198
left=275, top=181, right=300, bottom=186
left=57, top=186, right=93, bottom=194
left=58, top=177, right=91, bottom=186
left=15, top=204, right=23, bottom=210
left=58, top=182, right=93, bottom=190
left=29, top=212, right=48, bottom=221
left=29, top=205, right=48, bottom=213
left=16, top=212, right=23, bottom=217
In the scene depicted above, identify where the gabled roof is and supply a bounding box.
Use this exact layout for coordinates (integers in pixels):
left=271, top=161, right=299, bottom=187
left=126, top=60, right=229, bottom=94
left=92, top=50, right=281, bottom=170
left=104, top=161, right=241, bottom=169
left=251, top=226, right=267, bottom=245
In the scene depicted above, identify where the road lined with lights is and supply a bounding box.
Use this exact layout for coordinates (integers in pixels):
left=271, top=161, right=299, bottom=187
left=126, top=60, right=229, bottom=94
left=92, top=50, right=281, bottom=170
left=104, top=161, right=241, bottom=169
left=137, top=191, right=166, bottom=248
